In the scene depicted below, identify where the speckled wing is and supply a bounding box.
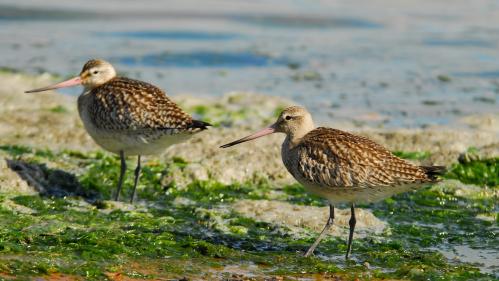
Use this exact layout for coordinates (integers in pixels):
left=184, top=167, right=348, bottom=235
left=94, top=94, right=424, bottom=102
left=88, top=77, right=202, bottom=133
left=295, top=128, right=432, bottom=188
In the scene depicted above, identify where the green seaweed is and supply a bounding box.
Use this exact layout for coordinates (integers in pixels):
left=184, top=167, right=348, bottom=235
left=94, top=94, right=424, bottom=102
left=0, top=66, right=19, bottom=74
left=437, top=75, right=452, bottom=82
left=393, top=150, right=431, bottom=160
left=0, top=146, right=497, bottom=280
left=445, top=157, right=498, bottom=187
left=48, top=105, right=68, bottom=113
left=0, top=145, right=33, bottom=157
left=0, top=144, right=54, bottom=159
left=282, top=184, right=324, bottom=206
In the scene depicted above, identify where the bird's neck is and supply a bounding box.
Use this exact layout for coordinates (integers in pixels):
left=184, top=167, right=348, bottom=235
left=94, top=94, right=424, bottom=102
left=286, top=123, right=315, bottom=148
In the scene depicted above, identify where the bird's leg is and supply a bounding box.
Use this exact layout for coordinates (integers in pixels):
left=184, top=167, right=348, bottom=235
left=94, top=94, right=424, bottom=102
left=304, top=204, right=334, bottom=257
left=346, top=204, right=356, bottom=260
left=115, top=150, right=126, bottom=201
left=130, top=155, right=142, bottom=204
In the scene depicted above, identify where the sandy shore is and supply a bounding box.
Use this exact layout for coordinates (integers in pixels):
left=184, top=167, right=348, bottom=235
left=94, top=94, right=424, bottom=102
left=1, top=72, right=497, bottom=187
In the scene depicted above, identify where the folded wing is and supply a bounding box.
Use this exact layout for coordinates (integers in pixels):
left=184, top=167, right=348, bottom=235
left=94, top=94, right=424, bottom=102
left=296, top=128, right=436, bottom=189
left=88, top=77, right=208, bottom=133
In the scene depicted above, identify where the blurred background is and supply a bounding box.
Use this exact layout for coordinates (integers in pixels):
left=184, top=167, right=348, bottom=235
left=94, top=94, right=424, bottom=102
left=0, top=1, right=498, bottom=279
left=0, top=0, right=498, bottom=127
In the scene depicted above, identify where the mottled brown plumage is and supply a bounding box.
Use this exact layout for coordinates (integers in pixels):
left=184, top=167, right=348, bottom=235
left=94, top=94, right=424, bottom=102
left=283, top=127, right=439, bottom=204
left=26, top=59, right=210, bottom=203
left=88, top=77, right=193, bottom=130
left=78, top=76, right=207, bottom=155
left=221, top=106, right=445, bottom=259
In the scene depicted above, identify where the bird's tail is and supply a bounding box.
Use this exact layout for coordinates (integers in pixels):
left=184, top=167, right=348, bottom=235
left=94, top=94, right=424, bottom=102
left=420, top=165, right=447, bottom=181
left=188, top=119, right=212, bottom=131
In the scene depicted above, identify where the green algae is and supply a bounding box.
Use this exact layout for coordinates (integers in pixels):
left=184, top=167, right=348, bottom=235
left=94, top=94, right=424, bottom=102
left=0, top=145, right=35, bottom=157
left=393, top=151, right=431, bottom=161
left=445, top=157, right=498, bottom=187
left=437, top=75, right=452, bottom=82
left=0, top=194, right=338, bottom=279
left=188, top=104, right=253, bottom=127
left=282, top=184, right=324, bottom=206
left=0, top=66, right=19, bottom=74
left=0, top=146, right=497, bottom=280
left=48, top=105, right=68, bottom=114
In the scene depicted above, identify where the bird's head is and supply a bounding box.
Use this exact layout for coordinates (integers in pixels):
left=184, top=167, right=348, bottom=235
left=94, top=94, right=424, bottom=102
left=220, top=106, right=315, bottom=148
left=272, top=106, right=314, bottom=136
left=78, top=59, right=116, bottom=89
left=25, top=59, right=116, bottom=93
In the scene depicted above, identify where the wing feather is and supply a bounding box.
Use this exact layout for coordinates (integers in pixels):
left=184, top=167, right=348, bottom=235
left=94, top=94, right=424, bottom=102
left=88, top=77, right=194, bottom=131
left=295, top=128, right=431, bottom=189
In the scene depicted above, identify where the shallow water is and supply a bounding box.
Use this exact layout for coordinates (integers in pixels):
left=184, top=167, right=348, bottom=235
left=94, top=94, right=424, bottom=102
left=1, top=0, right=498, bottom=128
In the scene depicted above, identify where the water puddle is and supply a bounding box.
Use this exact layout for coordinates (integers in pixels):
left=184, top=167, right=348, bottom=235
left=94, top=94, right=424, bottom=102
left=423, top=38, right=496, bottom=48
left=435, top=245, right=499, bottom=277
left=99, top=30, right=241, bottom=41
left=232, top=14, right=382, bottom=29
left=116, top=51, right=291, bottom=68
left=0, top=5, right=94, bottom=21
left=453, top=70, right=499, bottom=78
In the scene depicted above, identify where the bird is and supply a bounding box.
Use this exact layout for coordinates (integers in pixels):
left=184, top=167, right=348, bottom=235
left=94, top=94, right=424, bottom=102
left=25, top=59, right=211, bottom=203
left=221, top=106, right=445, bottom=259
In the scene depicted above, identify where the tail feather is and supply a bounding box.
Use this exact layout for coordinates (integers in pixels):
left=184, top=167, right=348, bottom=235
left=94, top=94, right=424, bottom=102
left=420, top=165, right=446, bottom=181
left=188, top=119, right=211, bottom=131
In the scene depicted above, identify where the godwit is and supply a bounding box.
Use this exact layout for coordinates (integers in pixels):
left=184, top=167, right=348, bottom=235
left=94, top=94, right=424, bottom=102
left=221, top=106, right=445, bottom=259
left=26, top=59, right=210, bottom=203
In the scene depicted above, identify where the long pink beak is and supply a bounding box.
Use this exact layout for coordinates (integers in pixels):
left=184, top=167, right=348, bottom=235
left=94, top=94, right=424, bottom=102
left=25, top=76, right=82, bottom=93
left=220, top=126, right=275, bottom=148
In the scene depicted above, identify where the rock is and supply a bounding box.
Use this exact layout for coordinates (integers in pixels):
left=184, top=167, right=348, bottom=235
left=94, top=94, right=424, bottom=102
left=360, top=128, right=498, bottom=166
left=436, top=180, right=497, bottom=200
left=1, top=198, right=36, bottom=214
left=232, top=199, right=388, bottom=238
left=97, top=200, right=147, bottom=214
left=0, top=73, right=96, bottom=152
left=23, top=219, right=77, bottom=235
left=164, top=127, right=294, bottom=186
left=0, top=152, right=37, bottom=195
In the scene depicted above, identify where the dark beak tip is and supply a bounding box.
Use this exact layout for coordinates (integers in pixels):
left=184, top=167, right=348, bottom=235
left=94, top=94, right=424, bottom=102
left=25, top=89, right=43, bottom=93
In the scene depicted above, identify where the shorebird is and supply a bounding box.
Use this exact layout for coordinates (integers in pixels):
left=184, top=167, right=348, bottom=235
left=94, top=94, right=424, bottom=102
left=26, top=59, right=210, bottom=203
left=221, top=106, right=445, bottom=259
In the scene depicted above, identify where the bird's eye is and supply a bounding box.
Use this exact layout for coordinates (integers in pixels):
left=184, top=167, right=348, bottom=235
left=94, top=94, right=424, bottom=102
left=92, top=70, right=99, bottom=75
left=285, top=115, right=292, bottom=120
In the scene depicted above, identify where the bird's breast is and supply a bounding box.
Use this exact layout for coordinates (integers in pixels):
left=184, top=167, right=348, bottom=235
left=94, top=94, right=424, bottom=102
left=77, top=91, right=192, bottom=156
left=281, top=138, right=300, bottom=179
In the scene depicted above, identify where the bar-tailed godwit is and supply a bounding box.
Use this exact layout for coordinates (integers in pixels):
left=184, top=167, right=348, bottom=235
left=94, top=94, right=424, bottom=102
left=221, top=106, right=445, bottom=259
left=26, top=59, right=211, bottom=203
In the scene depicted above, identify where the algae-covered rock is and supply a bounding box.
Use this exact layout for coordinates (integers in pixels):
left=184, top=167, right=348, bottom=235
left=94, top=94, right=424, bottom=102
left=232, top=199, right=387, bottom=238
left=164, top=129, right=294, bottom=186
left=0, top=198, right=36, bottom=214
left=435, top=179, right=498, bottom=199
left=361, top=128, right=499, bottom=166
left=0, top=151, right=36, bottom=195
left=22, top=219, right=81, bottom=235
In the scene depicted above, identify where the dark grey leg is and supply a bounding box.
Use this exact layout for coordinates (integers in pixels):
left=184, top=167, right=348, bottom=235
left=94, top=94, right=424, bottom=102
left=130, top=155, right=141, bottom=204
left=115, top=150, right=126, bottom=201
left=304, top=204, right=334, bottom=257
left=346, top=204, right=356, bottom=260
